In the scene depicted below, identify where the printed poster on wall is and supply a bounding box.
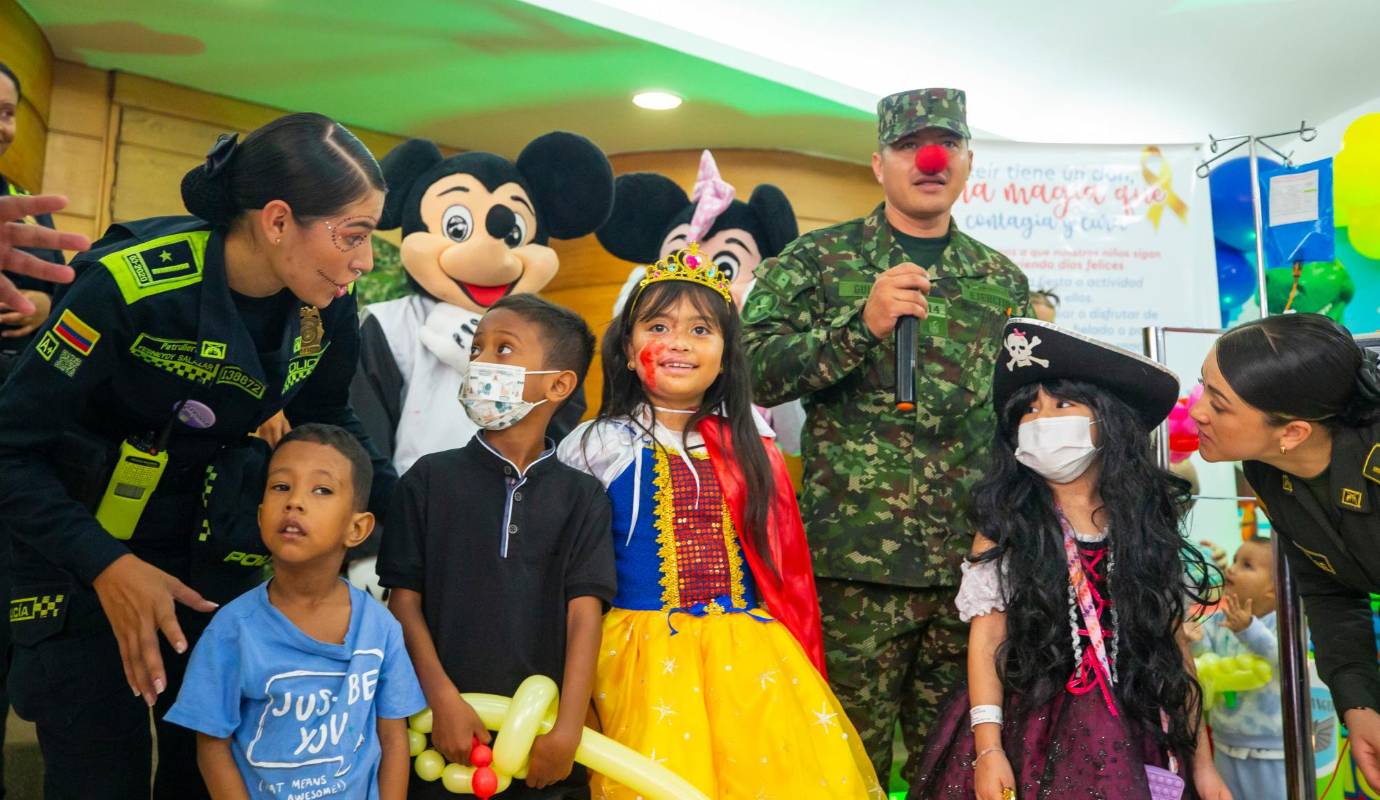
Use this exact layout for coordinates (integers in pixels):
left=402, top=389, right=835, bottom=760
left=954, top=142, right=1220, bottom=352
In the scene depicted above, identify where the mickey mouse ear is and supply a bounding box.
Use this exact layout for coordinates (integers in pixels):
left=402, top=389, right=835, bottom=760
left=516, top=132, right=615, bottom=240
left=378, top=139, right=444, bottom=231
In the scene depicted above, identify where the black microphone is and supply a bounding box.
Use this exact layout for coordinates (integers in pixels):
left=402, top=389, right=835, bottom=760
left=895, top=315, right=917, bottom=411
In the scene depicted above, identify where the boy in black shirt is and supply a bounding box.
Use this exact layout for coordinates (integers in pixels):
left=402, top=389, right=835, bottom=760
left=380, top=295, right=615, bottom=800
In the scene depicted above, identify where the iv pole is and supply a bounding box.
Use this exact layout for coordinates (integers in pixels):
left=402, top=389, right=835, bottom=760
left=1196, top=120, right=1319, bottom=800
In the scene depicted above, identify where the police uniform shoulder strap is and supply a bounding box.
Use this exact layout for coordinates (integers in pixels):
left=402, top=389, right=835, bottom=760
left=1363, top=439, right=1380, bottom=487
left=100, top=229, right=210, bottom=305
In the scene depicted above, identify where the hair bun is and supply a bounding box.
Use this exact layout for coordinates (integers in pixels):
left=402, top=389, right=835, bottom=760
left=1340, top=355, right=1380, bottom=427
left=180, top=133, right=240, bottom=225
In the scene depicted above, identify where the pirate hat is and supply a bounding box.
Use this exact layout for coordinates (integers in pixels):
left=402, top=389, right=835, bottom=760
left=993, top=318, right=1180, bottom=430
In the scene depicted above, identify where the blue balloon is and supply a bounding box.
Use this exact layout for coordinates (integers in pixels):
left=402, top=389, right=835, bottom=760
left=1209, top=156, right=1280, bottom=252
left=1215, top=241, right=1256, bottom=323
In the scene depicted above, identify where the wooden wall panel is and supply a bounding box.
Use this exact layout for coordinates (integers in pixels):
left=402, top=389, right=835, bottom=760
left=113, top=73, right=407, bottom=160
left=120, top=107, right=244, bottom=156
left=40, top=131, right=104, bottom=218
left=111, top=143, right=201, bottom=222
left=38, top=62, right=110, bottom=257
left=47, top=60, right=109, bottom=138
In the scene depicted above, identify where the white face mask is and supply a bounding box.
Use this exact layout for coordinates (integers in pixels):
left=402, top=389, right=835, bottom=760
left=459, top=361, right=558, bottom=431
left=1014, top=416, right=1100, bottom=484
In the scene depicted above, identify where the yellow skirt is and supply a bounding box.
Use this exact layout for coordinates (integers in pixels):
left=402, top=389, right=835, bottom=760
left=591, top=608, right=883, bottom=800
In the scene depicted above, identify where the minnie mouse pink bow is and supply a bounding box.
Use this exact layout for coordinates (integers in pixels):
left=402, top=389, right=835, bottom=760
left=686, top=149, right=735, bottom=244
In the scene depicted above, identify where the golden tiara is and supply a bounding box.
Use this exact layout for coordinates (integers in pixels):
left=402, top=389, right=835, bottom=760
left=635, top=243, right=733, bottom=305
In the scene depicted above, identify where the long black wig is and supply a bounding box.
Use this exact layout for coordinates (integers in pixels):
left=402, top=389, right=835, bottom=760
left=972, top=378, right=1217, bottom=756
left=584, top=278, right=776, bottom=572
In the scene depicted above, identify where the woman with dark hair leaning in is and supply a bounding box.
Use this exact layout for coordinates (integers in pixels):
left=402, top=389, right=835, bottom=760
left=0, top=112, right=395, bottom=798
left=1192, top=312, right=1380, bottom=791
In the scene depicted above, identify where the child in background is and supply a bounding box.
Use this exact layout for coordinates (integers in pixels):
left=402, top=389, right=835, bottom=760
left=1187, top=536, right=1284, bottom=800
left=166, top=424, right=426, bottom=800
left=911, top=319, right=1231, bottom=800
left=380, top=294, right=616, bottom=800
left=1030, top=288, right=1061, bottom=323
left=558, top=248, right=882, bottom=799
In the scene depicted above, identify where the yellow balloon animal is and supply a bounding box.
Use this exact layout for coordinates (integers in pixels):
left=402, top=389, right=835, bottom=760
left=409, top=675, right=709, bottom=800
left=1195, top=652, right=1272, bottom=709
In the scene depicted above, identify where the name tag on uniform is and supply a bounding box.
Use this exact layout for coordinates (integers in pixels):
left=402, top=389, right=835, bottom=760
left=837, top=280, right=871, bottom=299
left=923, top=297, right=950, bottom=338
left=961, top=283, right=1012, bottom=309
left=1363, top=443, right=1380, bottom=486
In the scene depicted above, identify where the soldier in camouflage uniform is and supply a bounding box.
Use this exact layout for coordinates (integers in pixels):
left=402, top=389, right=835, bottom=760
left=742, top=88, right=1030, bottom=789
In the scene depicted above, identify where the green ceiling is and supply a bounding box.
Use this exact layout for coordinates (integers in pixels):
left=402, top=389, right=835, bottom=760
left=21, top=0, right=875, bottom=160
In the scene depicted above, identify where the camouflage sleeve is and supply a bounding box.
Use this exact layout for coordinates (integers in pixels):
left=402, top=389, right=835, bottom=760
left=741, top=240, right=877, bottom=407
left=999, top=254, right=1033, bottom=318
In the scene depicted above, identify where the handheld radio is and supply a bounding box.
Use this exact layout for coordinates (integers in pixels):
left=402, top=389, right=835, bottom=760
left=94, top=403, right=183, bottom=540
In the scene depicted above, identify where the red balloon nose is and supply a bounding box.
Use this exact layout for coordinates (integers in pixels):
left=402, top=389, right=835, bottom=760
left=915, top=145, right=949, bottom=174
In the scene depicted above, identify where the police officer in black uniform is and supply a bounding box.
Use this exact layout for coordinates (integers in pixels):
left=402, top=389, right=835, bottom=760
left=0, top=112, right=395, bottom=799
left=1193, top=312, right=1380, bottom=792
left=0, top=59, right=87, bottom=800
left=0, top=61, right=65, bottom=381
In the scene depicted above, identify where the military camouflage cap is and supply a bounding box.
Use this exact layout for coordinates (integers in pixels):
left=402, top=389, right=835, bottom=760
left=877, top=88, right=969, bottom=144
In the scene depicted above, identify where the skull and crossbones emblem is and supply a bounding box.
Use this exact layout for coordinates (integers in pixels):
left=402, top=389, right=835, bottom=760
left=1005, top=328, right=1050, bottom=371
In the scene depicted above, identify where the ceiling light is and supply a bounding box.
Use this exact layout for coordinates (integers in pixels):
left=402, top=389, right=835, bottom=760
left=633, top=91, right=682, bottom=111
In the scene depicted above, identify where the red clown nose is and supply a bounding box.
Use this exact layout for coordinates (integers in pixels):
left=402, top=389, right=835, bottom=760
left=915, top=144, right=949, bottom=175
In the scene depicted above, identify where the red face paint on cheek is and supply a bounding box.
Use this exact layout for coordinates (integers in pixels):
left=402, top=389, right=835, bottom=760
left=637, top=342, right=663, bottom=392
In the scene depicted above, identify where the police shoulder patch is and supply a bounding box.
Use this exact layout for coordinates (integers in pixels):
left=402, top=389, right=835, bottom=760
left=741, top=289, right=780, bottom=324
left=35, top=331, right=59, bottom=362
left=101, top=231, right=209, bottom=304
left=10, top=592, right=67, bottom=623
left=1363, top=443, right=1380, bottom=486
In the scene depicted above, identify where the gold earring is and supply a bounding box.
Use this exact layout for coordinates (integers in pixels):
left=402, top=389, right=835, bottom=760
left=627, top=361, right=636, bottom=371
left=275, top=237, right=282, bottom=245
left=1279, top=443, right=1287, bottom=455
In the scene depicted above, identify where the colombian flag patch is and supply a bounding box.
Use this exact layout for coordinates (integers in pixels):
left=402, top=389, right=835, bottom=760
left=53, top=309, right=100, bottom=356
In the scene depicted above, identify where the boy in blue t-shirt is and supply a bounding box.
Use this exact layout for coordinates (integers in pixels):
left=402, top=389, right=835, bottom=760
left=167, top=424, right=427, bottom=799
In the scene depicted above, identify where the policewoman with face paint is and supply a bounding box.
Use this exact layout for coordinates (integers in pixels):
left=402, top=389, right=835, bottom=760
left=1192, top=313, right=1380, bottom=792
left=0, top=112, right=396, bottom=799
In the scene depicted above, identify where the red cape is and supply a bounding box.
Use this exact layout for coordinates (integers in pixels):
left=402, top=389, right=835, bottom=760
left=698, top=416, right=826, bottom=675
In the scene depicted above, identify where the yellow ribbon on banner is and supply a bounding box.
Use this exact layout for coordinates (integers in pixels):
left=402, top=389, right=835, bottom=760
left=1141, top=145, right=1189, bottom=229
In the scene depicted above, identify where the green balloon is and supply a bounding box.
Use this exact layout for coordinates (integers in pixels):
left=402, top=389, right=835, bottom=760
left=1265, top=261, right=1355, bottom=321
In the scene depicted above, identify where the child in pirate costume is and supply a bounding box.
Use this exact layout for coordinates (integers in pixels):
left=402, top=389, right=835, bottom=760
left=911, top=320, right=1233, bottom=800
left=557, top=248, right=882, bottom=799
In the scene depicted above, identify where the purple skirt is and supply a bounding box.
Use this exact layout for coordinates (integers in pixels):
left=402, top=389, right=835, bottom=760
left=909, top=686, right=1198, bottom=800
